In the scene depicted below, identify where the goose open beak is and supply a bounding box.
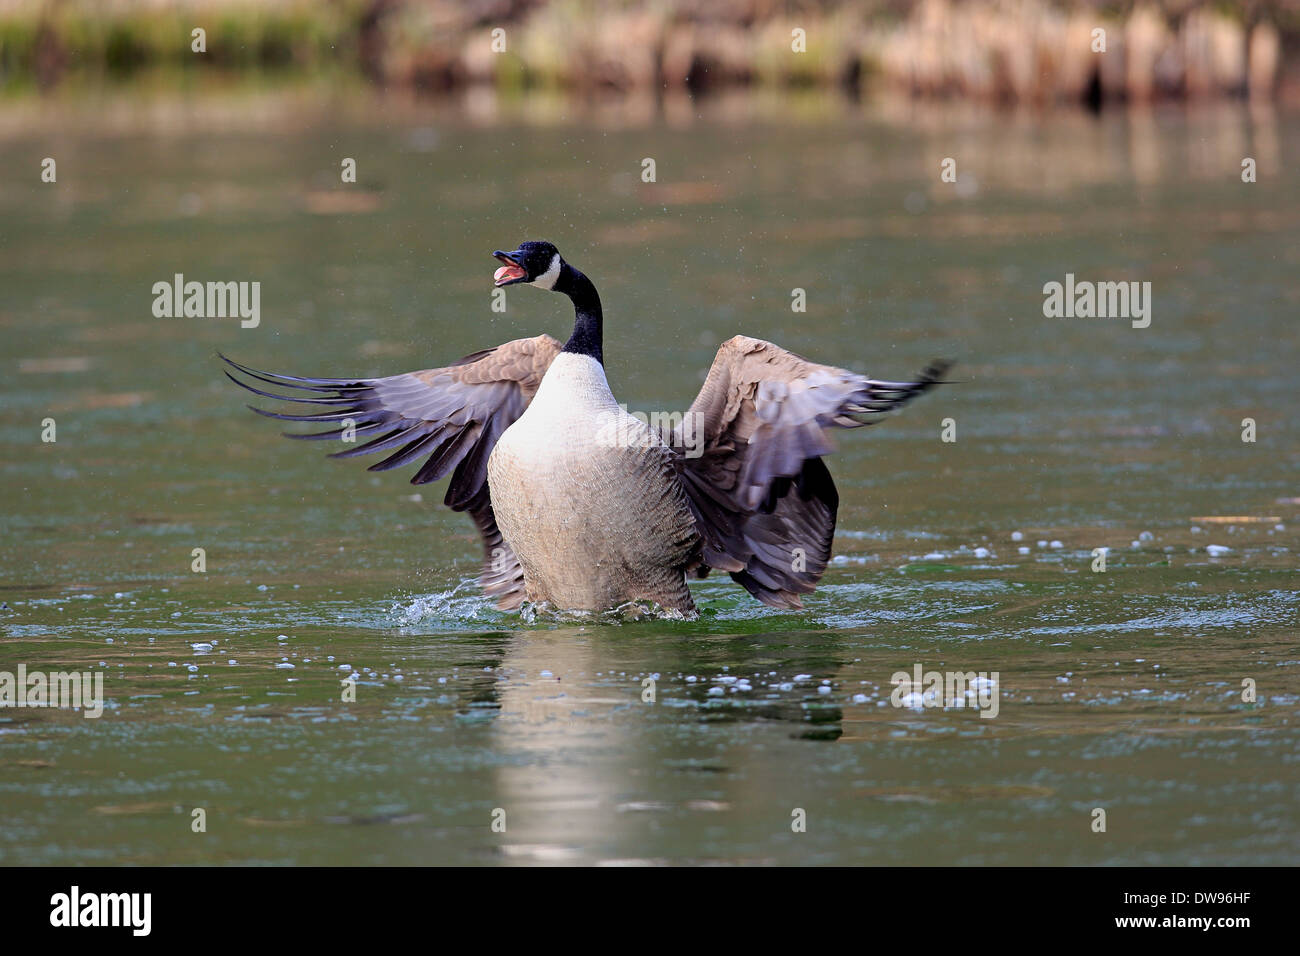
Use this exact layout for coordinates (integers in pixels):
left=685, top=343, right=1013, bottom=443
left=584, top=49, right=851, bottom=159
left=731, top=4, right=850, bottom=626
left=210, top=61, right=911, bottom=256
left=492, top=250, right=528, bottom=287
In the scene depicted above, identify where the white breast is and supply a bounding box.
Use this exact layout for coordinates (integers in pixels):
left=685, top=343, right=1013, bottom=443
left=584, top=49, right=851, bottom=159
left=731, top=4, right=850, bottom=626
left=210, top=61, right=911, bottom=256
left=524, top=352, right=619, bottom=423
left=492, top=351, right=664, bottom=470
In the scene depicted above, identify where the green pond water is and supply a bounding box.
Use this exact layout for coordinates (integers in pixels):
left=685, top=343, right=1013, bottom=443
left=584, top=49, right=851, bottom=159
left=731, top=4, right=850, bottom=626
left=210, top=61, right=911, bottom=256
left=1, top=86, right=1297, bottom=865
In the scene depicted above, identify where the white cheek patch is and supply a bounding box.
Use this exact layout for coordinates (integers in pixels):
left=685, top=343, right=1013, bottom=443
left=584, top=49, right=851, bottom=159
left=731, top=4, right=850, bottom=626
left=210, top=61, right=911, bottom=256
left=532, top=253, right=561, bottom=290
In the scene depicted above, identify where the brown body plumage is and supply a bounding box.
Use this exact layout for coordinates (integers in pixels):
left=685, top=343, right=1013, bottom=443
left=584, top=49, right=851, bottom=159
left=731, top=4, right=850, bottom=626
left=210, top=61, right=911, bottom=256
left=487, top=351, right=700, bottom=612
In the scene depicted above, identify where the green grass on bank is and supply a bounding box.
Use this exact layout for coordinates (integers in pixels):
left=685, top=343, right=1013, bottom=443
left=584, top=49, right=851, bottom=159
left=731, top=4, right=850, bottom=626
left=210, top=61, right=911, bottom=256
left=0, top=1, right=364, bottom=90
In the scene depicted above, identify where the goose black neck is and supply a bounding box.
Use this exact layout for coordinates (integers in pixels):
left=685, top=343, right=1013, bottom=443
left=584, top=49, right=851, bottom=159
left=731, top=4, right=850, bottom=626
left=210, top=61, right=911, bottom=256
left=556, top=263, right=603, bottom=365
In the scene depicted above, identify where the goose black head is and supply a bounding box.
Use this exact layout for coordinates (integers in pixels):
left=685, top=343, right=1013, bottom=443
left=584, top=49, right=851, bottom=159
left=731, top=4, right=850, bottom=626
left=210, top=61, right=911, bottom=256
left=492, top=239, right=602, bottom=363
left=492, top=240, right=563, bottom=290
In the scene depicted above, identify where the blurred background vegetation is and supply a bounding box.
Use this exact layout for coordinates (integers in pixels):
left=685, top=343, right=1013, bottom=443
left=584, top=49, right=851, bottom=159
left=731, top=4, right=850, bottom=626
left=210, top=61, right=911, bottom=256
left=1, top=0, right=1297, bottom=103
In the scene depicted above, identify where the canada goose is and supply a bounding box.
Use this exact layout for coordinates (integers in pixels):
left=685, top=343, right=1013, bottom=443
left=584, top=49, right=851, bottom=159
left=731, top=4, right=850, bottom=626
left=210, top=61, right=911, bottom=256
left=222, top=240, right=948, bottom=616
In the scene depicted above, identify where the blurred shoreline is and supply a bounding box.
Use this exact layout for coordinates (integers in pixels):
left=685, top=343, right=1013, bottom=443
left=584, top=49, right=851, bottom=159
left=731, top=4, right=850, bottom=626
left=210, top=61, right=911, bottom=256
left=1, top=0, right=1298, bottom=105
left=3, top=77, right=1288, bottom=207
left=2, top=71, right=1294, bottom=137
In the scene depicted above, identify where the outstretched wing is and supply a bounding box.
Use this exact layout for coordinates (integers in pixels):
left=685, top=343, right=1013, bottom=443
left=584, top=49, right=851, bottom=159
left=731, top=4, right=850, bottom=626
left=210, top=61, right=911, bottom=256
left=221, top=334, right=563, bottom=609
left=672, top=334, right=950, bottom=609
